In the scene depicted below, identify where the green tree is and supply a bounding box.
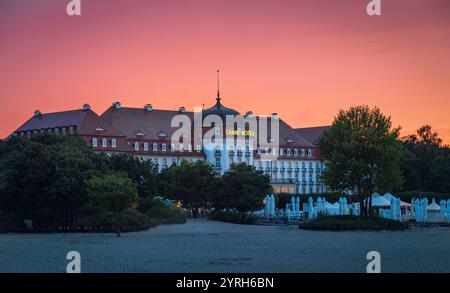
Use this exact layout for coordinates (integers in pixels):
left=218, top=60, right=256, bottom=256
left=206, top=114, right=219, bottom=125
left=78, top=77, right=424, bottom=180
left=318, top=106, right=404, bottom=217
left=401, top=125, right=449, bottom=191
left=108, top=153, right=159, bottom=198
left=0, top=134, right=108, bottom=226
left=87, top=174, right=139, bottom=237
left=213, top=163, right=272, bottom=215
left=161, top=160, right=216, bottom=217
left=429, top=156, right=450, bottom=192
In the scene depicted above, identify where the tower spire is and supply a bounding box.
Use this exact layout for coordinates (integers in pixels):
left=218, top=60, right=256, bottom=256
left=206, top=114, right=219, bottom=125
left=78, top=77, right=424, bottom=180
left=216, top=69, right=221, bottom=102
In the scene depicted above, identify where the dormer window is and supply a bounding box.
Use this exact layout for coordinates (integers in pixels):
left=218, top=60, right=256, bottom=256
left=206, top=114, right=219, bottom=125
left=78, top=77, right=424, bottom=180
left=96, top=126, right=105, bottom=132
left=158, top=131, right=168, bottom=138
left=136, top=129, right=145, bottom=137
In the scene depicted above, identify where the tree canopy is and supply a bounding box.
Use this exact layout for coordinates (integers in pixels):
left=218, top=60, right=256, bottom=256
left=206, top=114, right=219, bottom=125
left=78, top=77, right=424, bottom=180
left=318, top=106, right=404, bottom=217
left=213, top=163, right=272, bottom=214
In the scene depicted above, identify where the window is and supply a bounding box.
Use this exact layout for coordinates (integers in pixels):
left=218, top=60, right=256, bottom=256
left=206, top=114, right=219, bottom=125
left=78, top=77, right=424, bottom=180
left=69, top=126, right=74, bottom=135
left=92, top=138, right=97, bottom=147
left=134, top=142, right=140, bottom=151
left=215, top=127, right=221, bottom=136
left=162, top=143, right=167, bottom=151
left=265, top=148, right=269, bottom=155
left=188, top=144, right=192, bottom=152
left=257, top=148, right=261, bottom=155
left=287, top=149, right=291, bottom=156
left=179, top=144, right=184, bottom=152
left=294, top=149, right=298, bottom=156
left=102, top=138, right=107, bottom=147
left=280, top=148, right=284, bottom=155
left=215, top=157, right=221, bottom=167
left=308, top=149, right=312, bottom=157
left=143, top=143, right=148, bottom=151
left=171, top=144, right=175, bottom=151
left=153, top=143, right=158, bottom=151
left=301, top=149, right=305, bottom=156
left=196, top=145, right=202, bottom=152
left=111, top=139, right=117, bottom=148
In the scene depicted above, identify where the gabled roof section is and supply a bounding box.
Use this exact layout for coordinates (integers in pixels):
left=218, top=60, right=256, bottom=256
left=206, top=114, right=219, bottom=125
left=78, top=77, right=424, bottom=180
left=295, top=126, right=331, bottom=145
left=101, top=106, right=194, bottom=140
left=14, top=108, right=124, bottom=137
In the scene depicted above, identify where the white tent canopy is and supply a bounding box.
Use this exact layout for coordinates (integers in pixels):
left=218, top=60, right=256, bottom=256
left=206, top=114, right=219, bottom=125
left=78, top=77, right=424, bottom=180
left=368, top=194, right=391, bottom=207
left=427, top=199, right=441, bottom=211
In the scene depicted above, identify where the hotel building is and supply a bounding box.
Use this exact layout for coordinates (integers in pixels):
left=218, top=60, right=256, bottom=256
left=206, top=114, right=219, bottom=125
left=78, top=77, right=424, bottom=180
left=9, top=95, right=329, bottom=195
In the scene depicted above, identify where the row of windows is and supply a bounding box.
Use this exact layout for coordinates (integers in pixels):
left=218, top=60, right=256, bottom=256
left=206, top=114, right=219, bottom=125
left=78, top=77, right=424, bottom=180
left=14, top=126, right=75, bottom=137
left=256, top=147, right=313, bottom=157
left=132, top=142, right=202, bottom=153
left=257, top=161, right=322, bottom=170
left=92, top=138, right=117, bottom=148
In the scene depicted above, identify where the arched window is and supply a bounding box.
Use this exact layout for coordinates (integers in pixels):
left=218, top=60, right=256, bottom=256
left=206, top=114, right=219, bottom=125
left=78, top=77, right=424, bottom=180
left=294, top=148, right=298, bottom=156
left=308, top=149, right=312, bottom=157
left=287, top=148, right=291, bottom=156
left=301, top=149, right=305, bottom=156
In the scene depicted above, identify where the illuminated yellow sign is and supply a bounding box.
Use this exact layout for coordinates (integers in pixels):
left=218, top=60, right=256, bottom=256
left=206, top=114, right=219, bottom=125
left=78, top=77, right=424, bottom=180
left=225, top=129, right=256, bottom=137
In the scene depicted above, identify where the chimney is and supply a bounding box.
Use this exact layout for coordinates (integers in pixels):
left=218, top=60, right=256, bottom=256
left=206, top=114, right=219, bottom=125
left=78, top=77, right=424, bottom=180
left=144, top=104, right=153, bottom=112
left=34, top=110, right=42, bottom=118
left=271, top=113, right=279, bottom=120
left=245, top=111, right=254, bottom=118
left=113, top=101, right=122, bottom=109
left=178, top=106, right=186, bottom=113
left=83, top=104, right=90, bottom=111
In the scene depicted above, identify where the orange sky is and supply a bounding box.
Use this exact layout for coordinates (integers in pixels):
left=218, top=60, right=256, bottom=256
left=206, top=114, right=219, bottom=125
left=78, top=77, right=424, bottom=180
left=1, top=0, right=449, bottom=143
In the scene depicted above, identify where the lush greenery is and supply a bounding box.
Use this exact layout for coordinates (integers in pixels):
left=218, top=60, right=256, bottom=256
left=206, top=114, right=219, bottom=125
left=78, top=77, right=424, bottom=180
left=299, top=215, right=408, bottom=231
left=0, top=134, right=270, bottom=231
left=319, top=106, right=404, bottom=217
left=209, top=210, right=258, bottom=225
left=0, top=135, right=185, bottom=232
left=401, top=125, right=450, bottom=193
left=87, top=174, right=140, bottom=237
left=212, top=164, right=272, bottom=214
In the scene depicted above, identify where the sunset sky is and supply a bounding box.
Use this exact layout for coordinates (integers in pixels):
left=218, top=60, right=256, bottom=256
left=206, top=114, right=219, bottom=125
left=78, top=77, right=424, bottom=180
left=1, top=0, right=449, bottom=143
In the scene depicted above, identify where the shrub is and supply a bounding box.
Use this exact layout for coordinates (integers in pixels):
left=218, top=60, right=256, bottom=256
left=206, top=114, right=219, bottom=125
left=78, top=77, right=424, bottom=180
left=86, top=210, right=150, bottom=230
left=209, top=210, right=257, bottom=225
left=299, top=215, right=408, bottom=231
left=138, top=197, right=187, bottom=225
